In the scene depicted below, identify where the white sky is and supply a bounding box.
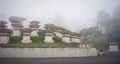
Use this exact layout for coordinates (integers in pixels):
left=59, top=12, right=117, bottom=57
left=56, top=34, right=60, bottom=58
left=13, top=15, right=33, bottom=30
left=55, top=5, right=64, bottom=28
left=0, top=0, right=120, bottom=32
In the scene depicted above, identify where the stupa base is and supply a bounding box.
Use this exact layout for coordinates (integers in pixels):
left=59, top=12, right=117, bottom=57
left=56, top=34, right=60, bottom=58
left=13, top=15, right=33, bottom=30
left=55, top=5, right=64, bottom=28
left=0, top=36, right=9, bottom=44
left=30, top=31, right=39, bottom=36
left=44, top=36, right=54, bottom=43
left=12, top=30, right=21, bottom=36
left=22, top=36, right=32, bottom=43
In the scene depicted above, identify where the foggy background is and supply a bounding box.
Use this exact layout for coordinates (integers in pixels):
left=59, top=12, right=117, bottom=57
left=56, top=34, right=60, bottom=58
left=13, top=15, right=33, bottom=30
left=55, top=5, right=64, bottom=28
left=0, top=0, right=120, bottom=32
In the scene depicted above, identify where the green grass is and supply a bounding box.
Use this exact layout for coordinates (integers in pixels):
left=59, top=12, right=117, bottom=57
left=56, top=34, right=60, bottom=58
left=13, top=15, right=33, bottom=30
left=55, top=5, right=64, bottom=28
left=3, top=42, right=60, bottom=48
left=40, top=42, right=60, bottom=48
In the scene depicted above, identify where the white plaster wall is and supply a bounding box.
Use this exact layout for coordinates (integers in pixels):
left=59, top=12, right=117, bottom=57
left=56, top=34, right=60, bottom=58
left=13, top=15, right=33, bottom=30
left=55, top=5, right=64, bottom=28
left=55, top=32, right=62, bottom=37
left=12, top=30, right=21, bottom=36
left=0, top=48, right=97, bottom=58
left=30, top=31, right=38, bottom=36
left=71, top=38, right=80, bottom=43
left=44, top=36, right=54, bottom=43
left=78, top=39, right=81, bottom=43
left=0, top=36, right=9, bottom=44
left=22, top=36, right=32, bottom=43
left=109, top=45, right=119, bottom=51
left=62, top=37, right=71, bottom=43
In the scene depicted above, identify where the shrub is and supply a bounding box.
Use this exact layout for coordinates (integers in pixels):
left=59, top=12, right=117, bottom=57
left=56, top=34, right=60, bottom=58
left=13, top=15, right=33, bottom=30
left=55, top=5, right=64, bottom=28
left=9, top=36, right=22, bottom=43
left=53, top=35, right=62, bottom=43
left=31, top=36, right=44, bottom=43
left=38, top=29, right=45, bottom=40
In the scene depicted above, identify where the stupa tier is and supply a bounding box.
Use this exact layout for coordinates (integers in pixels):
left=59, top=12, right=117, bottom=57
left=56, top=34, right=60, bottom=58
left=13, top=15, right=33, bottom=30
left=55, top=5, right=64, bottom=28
left=44, top=24, right=56, bottom=31
left=9, top=16, right=26, bottom=36
left=44, top=24, right=54, bottom=43
left=71, top=32, right=81, bottom=43
left=21, top=28, right=32, bottom=33
left=9, top=16, right=26, bottom=29
left=0, top=20, right=7, bottom=29
left=9, top=16, right=26, bottom=23
left=54, top=27, right=63, bottom=38
left=29, top=20, right=40, bottom=36
left=11, top=23, right=23, bottom=29
left=29, top=20, right=40, bottom=29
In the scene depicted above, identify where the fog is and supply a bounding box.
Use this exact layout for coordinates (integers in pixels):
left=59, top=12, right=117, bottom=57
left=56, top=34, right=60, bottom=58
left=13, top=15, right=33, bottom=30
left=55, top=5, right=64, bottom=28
left=0, top=0, right=120, bottom=32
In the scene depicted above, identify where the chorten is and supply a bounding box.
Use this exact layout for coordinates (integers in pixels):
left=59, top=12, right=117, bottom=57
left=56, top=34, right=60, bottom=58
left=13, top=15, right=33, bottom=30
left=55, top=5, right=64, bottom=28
left=9, top=16, right=26, bottom=36
left=0, top=20, right=10, bottom=44
left=62, top=28, right=71, bottom=43
left=29, top=20, right=40, bottom=36
left=21, top=28, right=32, bottom=43
left=54, top=27, right=63, bottom=38
left=44, top=24, right=54, bottom=43
left=71, top=32, right=80, bottom=43
left=109, top=42, right=119, bottom=51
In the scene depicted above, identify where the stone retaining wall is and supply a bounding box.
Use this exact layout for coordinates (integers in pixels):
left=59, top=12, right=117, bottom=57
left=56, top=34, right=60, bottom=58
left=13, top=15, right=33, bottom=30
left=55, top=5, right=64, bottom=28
left=0, top=48, right=97, bottom=58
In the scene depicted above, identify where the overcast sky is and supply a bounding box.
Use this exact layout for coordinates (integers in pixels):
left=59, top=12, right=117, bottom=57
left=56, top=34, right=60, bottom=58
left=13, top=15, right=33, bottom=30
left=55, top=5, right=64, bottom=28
left=0, top=0, right=120, bottom=32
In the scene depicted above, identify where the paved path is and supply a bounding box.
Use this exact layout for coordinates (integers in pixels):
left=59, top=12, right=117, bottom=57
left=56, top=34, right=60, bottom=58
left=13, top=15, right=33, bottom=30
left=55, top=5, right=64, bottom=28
left=0, top=51, right=120, bottom=64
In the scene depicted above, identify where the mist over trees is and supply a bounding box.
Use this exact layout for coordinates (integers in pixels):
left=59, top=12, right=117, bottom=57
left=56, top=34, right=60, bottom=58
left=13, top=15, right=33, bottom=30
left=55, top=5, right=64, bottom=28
left=80, top=4, right=120, bottom=50
left=97, top=5, right=120, bottom=43
left=80, top=26, right=108, bottom=50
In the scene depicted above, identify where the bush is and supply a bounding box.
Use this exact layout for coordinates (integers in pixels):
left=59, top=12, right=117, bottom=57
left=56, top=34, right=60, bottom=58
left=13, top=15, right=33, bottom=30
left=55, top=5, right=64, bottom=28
left=38, top=29, right=45, bottom=40
left=9, top=36, right=22, bottom=43
left=31, top=36, right=44, bottom=43
left=53, top=35, right=62, bottom=43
